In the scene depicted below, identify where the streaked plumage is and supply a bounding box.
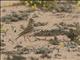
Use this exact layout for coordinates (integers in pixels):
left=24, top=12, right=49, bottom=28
left=16, top=18, right=34, bottom=40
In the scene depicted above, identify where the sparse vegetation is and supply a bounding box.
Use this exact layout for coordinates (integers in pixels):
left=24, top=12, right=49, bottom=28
left=35, top=47, right=51, bottom=54
left=19, top=0, right=80, bottom=12
left=1, top=10, right=30, bottom=22
left=1, top=1, right=80, bottom=60
left=49, top=39, right=59, bottom=45
left=40, top=53, right=51, bottom=59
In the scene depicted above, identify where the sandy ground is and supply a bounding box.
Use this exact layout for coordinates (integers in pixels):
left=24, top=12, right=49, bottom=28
left=1, top=5, right=80, bottom=60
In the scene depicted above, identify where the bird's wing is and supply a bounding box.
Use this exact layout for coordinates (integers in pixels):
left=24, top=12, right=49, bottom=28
left=15, top=27, right=33, bottom=40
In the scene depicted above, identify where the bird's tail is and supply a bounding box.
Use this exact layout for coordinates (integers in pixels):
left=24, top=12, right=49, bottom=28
left=15, top=31, right=24, bottom=40
left=15, top=35, right=21, bottom=40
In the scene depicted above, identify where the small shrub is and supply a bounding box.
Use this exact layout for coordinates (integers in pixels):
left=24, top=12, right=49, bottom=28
left=21, top=47, right=30, bottom=54
left=35, top=47, right=51, bottom=54
left=40, top=53, right=51, bottom=58
left=1, top=10, right=30, bottom=22
left=20, top=0, right=73, bottom=12
left=49, top=39, right=59, bottom=45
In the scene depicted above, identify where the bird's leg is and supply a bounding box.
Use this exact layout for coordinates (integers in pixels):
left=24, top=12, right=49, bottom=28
left=8, top=39, right=14, bottom=44
left=23, top=35, right=27, bottom=42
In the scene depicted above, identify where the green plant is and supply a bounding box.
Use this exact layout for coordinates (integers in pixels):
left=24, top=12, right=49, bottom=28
left=19, top=0, right=56, bottom=11
left=20, top=0, right=74, bottom=12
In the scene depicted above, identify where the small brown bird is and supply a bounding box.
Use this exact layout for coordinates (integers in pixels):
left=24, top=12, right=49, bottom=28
left=16, top=18, right=34, bottom=41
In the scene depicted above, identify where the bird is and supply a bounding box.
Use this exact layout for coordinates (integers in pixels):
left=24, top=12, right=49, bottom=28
left=15, top=18, right=34, bottom=41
